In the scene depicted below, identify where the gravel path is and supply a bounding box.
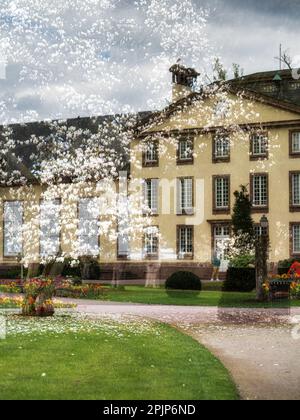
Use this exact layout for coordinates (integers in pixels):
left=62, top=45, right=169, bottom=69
left=184, top=324, right=300, bottom=400
left=69, top=300, right=300, bottom=400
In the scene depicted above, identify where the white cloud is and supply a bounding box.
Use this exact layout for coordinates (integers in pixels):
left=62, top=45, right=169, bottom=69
left=0, top=0, right=299, bottom=123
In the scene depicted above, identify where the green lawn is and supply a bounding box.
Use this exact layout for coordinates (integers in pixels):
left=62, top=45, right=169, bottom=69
left=1, top=283, right=299, bottom=308
left=102, top=286, right=300, bottom=308
left=0, top=317, right=238, bottom=400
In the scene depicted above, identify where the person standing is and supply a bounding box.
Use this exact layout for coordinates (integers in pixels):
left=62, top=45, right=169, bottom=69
left=211, top=252, right=221, bottom=282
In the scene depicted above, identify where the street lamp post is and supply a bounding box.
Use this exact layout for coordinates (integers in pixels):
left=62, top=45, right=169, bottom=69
left=18, top=252, right=24, bottom=282
left=255, top=215, right=269, bottom=301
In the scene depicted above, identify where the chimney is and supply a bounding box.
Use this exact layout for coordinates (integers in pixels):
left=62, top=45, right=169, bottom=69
left=169, top=64, right=200, bottom=103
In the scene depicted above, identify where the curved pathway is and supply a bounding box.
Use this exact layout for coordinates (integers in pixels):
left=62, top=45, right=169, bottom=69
left=65, top=299, right=300, bottom=400
left=3, top=293, right=300, bottom=400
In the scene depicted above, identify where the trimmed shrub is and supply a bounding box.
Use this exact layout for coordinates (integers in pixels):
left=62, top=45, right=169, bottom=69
left=229, top=254, right=255, bottom=268
left=165, top=272, right=202, bottom=291
left=223, top=267, right=256, bottom=292
left=278, top=258, right=300, bottom=275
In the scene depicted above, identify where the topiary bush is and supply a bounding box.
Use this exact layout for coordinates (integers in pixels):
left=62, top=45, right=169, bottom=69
left=165, top=272, right=202, bottom=291
left=223, top=267, right=256, bottom=292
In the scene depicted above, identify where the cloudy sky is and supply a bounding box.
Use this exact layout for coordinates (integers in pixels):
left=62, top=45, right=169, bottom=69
left=206, top=0, right=300, bottom=73
left=0, top=0, right=299, bottom=124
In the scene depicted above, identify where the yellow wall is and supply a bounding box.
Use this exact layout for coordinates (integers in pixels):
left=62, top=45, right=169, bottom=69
left=1, top=92, right=300, bottom=266
left=0, top=183, right=118, bottom=265
left=131, top=94, right=300, bottom=264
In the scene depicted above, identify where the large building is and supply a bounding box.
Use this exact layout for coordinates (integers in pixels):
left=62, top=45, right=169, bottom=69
left=1, top=66, right=300, bottom=281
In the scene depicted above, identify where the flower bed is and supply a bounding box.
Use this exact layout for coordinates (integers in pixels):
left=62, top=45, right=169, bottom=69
left=0, top=296, right=76, bottom=309
left=0, top=296, right=24, bottom=308
left=291, top=282, right=300, bottom=299
left=263, top=274, right=300, bottom=300
left=55, top=283, right=106, bottom=299
left=0, top=278, right=107, bottom=300
left=0, top=282, right=22, bottom=294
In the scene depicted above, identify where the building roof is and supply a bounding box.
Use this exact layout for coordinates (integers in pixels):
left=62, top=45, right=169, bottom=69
left=0, top=112, right=151, bottom=186
left=229, top=69, right=300, bottom=106
left=1, top=69, right=300, bottom=185
left=137, top=69, right=300, bottom=136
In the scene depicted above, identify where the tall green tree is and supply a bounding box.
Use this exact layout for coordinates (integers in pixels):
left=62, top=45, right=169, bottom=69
left=231, top=185, right=255, bottom=255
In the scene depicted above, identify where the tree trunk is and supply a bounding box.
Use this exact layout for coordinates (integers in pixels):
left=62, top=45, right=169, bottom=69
left=145, top=263, right=160, bottom=288
left=256, top=236, right=269, bottom=301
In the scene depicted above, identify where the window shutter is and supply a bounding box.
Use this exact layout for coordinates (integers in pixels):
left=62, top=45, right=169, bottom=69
left=176, top=179, right=182, bottom=215
left=118, top=194, right=129, bottom=257
left=118, top=195, right=129, bottom=257
left=143, top=179, right=148, bottom=205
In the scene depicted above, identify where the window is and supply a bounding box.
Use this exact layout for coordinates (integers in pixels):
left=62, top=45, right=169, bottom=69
left=250, top=133, right=268, bottom=159
left=290, top=131, right=300, bottom=157
left=251, top=174, right=268, bottom=209
left=144, top=226, right=159, bottom=258
left=177, top=178, right=193, bottom=215
left=3, top=201, right=23, bottom=257
left=213, top=134, right=230, bottom=161
left=214, top=225, right=230, bottom=237
left=40, top=200, right=61, bottom=257
left=290, top=172, right=300, bottom=211
left=262, top=84, right=277, bottom=93
left=177, top=226, right=193, bottom=259
left=143, top=141, right=159, bottom=167
left=292, top=224, right=300, bottom=255
left=289, top=82, right=300, bottom=91
left=143, top=179, right=159, bottom=214
left=213, top=176, right=230, bottom=213
left=78, top=198, right=99, bottom=256
left=177, top=138, right=194, bottom=163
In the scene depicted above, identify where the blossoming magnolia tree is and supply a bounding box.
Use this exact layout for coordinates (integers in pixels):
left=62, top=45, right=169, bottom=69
left=0, top=0, right=274, bottom=299
left=0, top=1, right=215, bottom=271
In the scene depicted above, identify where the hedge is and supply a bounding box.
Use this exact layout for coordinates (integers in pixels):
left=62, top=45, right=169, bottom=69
left=223, top=267, right=256, bottom=292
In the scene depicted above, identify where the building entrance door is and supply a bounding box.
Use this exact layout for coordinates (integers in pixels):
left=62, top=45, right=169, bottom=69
left=214, top=225, right=230, bottom=272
